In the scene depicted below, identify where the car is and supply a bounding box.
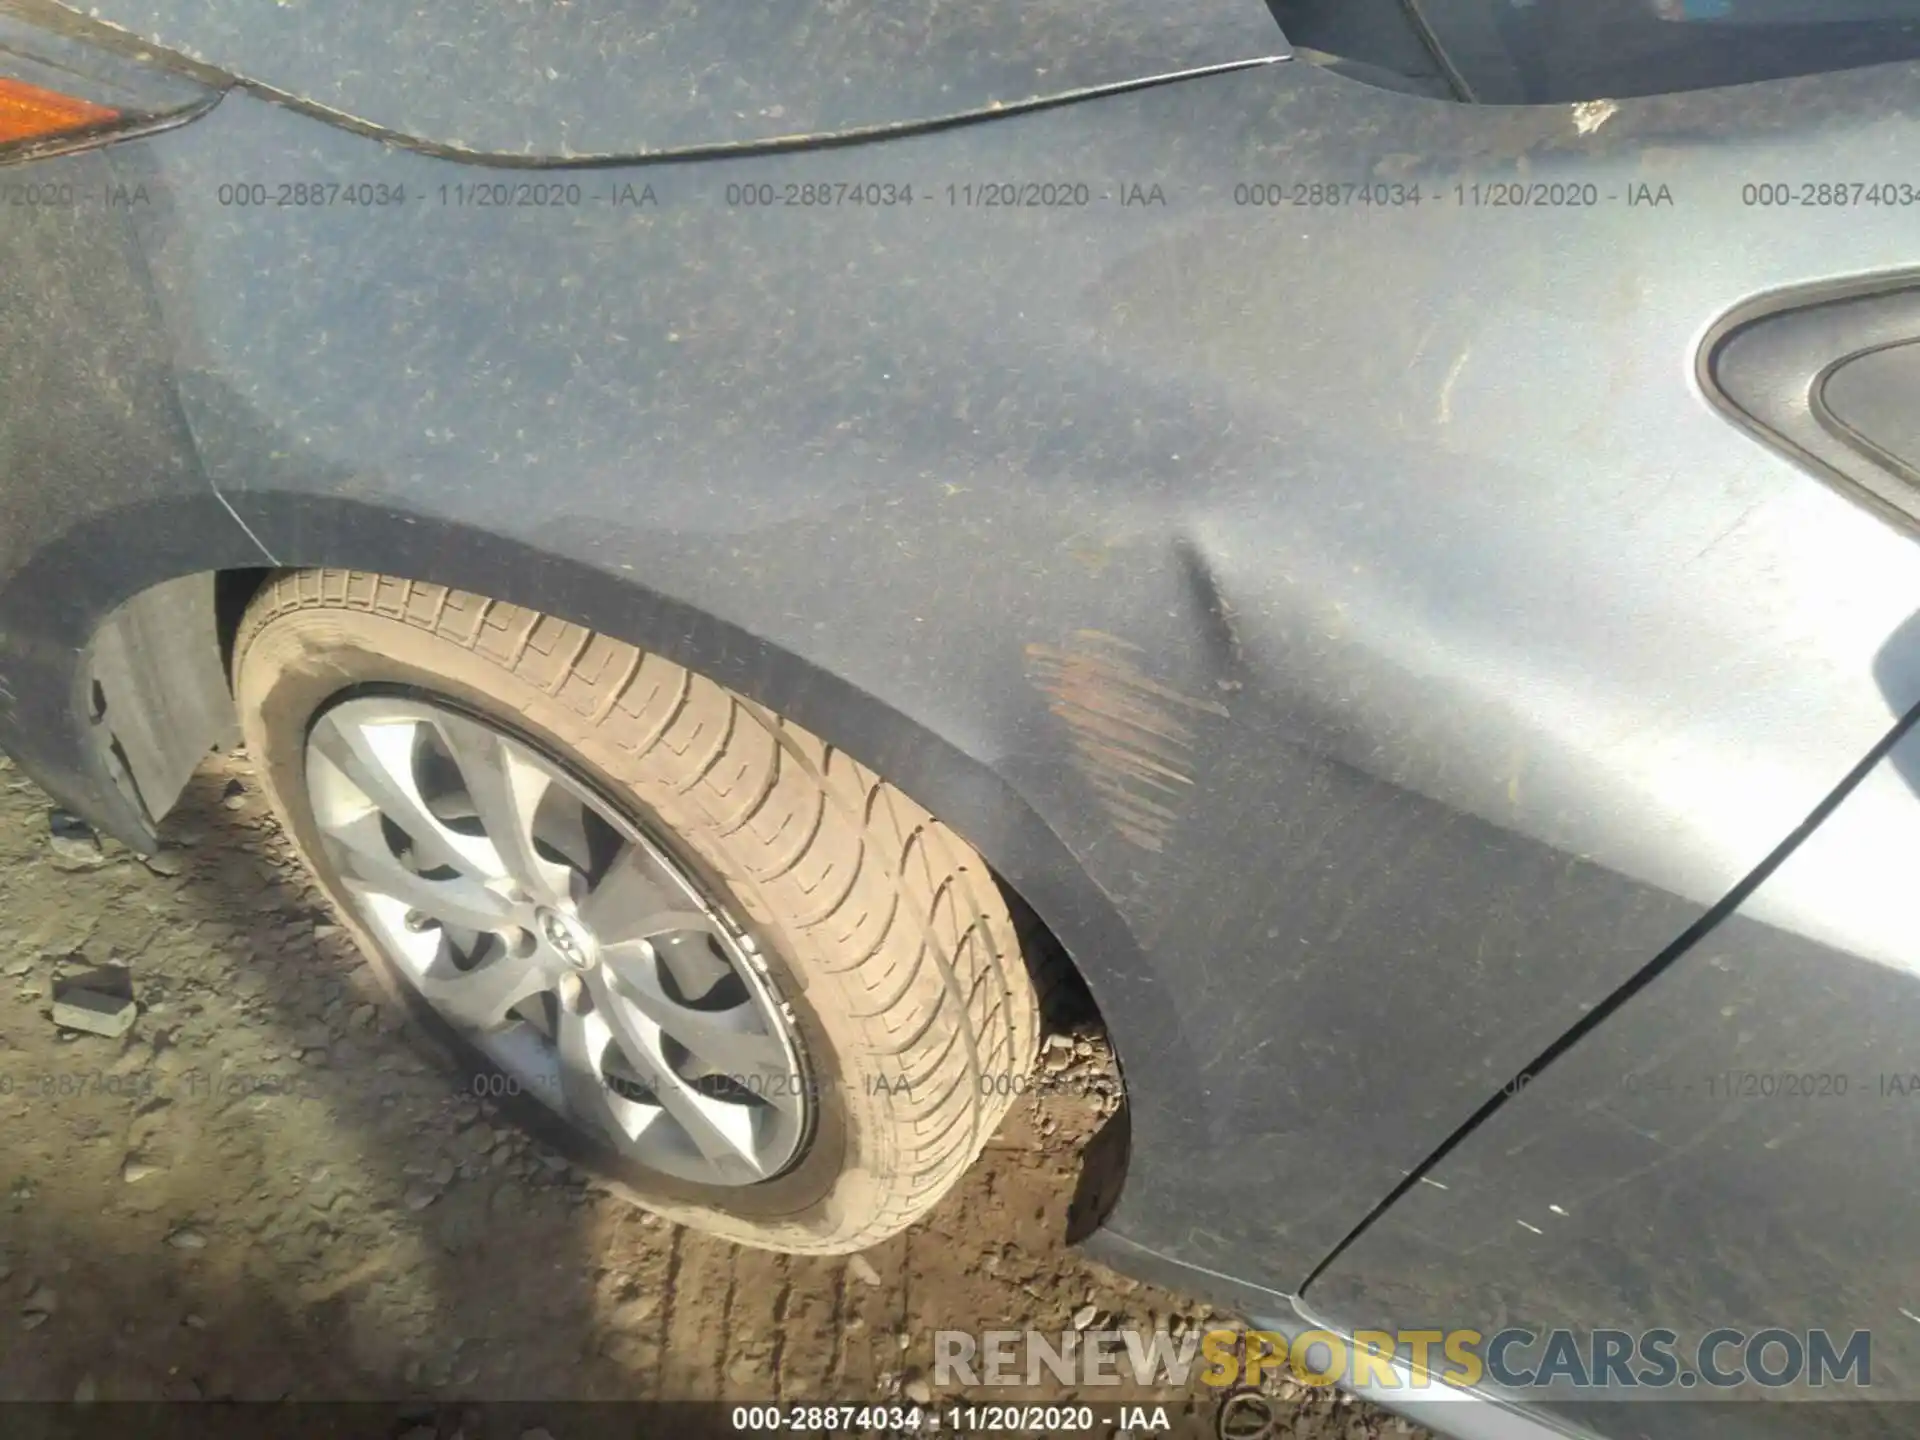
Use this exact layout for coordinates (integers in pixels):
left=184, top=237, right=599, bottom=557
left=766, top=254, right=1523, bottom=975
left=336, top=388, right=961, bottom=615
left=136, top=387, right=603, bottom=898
left=5, top=0, right=1920, bottom=1434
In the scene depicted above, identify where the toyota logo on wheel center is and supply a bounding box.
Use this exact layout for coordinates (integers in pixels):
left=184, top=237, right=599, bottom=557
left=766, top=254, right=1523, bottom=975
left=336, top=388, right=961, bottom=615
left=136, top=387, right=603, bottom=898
left=538, top=907, right=597, bottom=970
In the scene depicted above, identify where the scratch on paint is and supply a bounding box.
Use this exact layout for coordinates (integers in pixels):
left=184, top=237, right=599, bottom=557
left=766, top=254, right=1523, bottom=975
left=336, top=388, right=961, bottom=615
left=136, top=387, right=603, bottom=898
left=1025, top=631, right=1228, bottom=852
left=1438, top=345, right=1471, bottom=426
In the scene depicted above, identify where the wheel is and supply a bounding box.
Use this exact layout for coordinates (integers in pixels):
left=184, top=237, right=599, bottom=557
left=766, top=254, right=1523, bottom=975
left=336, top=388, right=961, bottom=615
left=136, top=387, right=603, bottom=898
left=231, top=570, right=1040, bottom=1253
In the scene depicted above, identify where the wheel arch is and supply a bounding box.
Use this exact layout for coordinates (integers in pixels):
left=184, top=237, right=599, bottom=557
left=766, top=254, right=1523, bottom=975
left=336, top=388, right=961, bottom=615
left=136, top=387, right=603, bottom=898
left=96, top=515, right=1137, bottom=1188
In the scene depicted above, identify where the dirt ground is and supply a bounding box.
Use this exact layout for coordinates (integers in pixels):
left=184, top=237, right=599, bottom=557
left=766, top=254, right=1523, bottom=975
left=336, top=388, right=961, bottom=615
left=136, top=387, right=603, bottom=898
left=0, top=746, right=1427, bottom=1440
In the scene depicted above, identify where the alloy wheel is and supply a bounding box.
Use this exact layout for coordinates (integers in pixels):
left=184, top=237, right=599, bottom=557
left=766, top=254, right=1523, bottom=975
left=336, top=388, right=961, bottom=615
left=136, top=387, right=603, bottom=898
left=303, top=693, right=811, bottom=1186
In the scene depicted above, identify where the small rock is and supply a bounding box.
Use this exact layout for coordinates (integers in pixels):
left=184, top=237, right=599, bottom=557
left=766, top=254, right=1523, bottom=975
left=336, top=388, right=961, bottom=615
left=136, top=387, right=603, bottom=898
left=47, top=811, right=105, bottom=870
left=165, top=1228, right=208, bottom=1251
left=403, top=1182, right=441, bottom=1212
left=1043, top=1033, right=1073, bottom=1055
left=20, top=1311, right=48, bottom=1331
left=904, top=1376, right=933, bottom=1406
left=51, top=978, right=136, bottom=1039
left=847, top=1254, right=882, bottom=1288
left=183, top=1313, right=207, bottom=1330
left=122, top=1157, right=160, bottom=1184
left=610, top=1295, right=659, bottom=1329
left=220, top=779, right=247, bottom=809
left=73, top=1375, right=97, bottom=1404
left=139, top=851, right=185, bottom=878
left=22, top=1283, right=57, bottom=1316
left=1072, top=1303, right=1099, bottom=1330
left=520, top=1429, right=557, bottom=1440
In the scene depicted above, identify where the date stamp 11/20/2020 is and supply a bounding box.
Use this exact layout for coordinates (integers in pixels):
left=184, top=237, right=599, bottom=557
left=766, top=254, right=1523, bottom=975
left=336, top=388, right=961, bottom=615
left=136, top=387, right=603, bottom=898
left=0, top=1059, right=1120, bottom=1110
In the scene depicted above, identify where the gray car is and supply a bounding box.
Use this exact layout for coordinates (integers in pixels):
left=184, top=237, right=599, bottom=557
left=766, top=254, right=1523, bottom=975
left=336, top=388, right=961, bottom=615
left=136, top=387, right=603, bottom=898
left=5, top=0, right=1920, bottom=1434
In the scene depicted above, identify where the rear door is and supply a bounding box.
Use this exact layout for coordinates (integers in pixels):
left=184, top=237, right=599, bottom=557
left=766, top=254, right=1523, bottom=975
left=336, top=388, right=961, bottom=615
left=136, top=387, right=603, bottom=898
left=1304, top=698, right=1920, bottom=1438
left=1290, top=16, right=1920, bottom=1427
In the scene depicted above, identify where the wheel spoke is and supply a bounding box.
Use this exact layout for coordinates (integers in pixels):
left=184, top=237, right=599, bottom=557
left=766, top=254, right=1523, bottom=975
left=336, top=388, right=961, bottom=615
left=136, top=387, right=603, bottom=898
left=324, top=810, right=516, bottom=933
left=534, top=793, right=597, bottom=875
left=415, top=948, right=551, bottom=1034
left=555, top=997, right=647, bottom=1145
left=650, top=930, right=737, bottom=1002
left=310, top=712, right=470, bottom=875
left=577, top=854, right=715, bottom=948
left=585, top=968, right=765, bottom=1177
left=600, top=943, right=795, bottom=1093
left=429, top=713, right=574, bottom=905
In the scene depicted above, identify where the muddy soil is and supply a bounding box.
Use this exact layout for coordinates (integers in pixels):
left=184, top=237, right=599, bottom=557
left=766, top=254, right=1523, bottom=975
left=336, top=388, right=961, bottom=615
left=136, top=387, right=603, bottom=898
left=0, top=749, right=1426, bottom=1440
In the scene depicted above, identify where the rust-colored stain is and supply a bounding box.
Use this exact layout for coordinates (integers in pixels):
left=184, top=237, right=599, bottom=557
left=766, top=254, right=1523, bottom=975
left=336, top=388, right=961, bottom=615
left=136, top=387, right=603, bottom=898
left=1024, top=631, right=1228, bottom=852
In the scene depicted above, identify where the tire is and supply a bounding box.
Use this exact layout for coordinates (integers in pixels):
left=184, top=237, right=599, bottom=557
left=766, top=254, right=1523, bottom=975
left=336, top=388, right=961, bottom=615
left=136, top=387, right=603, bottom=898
left=231, top=568, right=1040, bottom=1253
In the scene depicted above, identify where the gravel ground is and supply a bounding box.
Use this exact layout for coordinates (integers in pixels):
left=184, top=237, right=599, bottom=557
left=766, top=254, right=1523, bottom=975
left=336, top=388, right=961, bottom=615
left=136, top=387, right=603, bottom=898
left=0, top=747, right=1427, bottom=1440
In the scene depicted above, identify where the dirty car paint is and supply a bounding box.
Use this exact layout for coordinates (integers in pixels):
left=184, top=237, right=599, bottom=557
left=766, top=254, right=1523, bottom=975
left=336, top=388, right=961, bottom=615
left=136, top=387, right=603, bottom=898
left=62, top=0, right=1288, bottom=156
left=6, top=31, right=1920, bottom=1415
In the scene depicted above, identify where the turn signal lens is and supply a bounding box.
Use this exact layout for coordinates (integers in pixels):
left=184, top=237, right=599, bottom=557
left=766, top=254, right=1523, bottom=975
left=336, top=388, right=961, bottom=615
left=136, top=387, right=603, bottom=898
left=0, top=10, right=214, bottom=164
left=0, top=74, right=118, bottom=144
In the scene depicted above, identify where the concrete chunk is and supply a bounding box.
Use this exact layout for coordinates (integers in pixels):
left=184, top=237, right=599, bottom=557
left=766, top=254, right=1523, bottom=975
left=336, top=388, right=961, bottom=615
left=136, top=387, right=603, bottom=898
left=51, top=983, right=137, bottom=1038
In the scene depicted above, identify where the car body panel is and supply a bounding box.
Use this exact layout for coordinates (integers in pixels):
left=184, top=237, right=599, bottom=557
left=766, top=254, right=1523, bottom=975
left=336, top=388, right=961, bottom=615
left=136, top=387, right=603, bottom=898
left=0, top=139, right=266, bottom=841
left=59, top=0, right=1289, bottom=157
left=1304, top=688, right=1920, bottom=1437
left=0, top=45, right=1910, bottom=1332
